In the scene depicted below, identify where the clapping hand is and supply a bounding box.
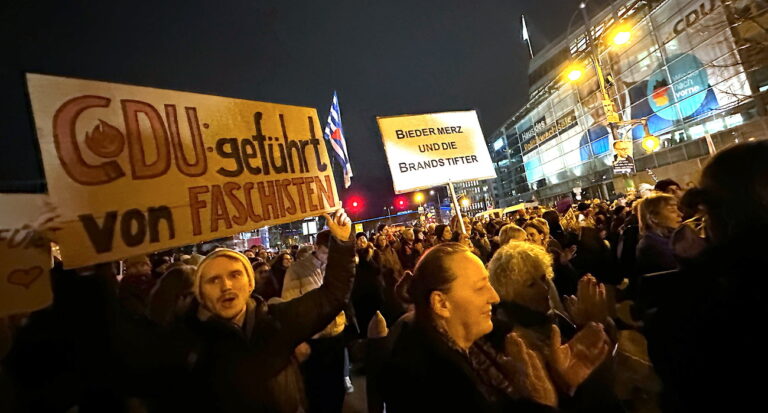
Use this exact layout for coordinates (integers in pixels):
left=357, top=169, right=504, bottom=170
left=548, top=323, right=610, bottom=394
left=564, top=274, right=609, bottom=327
left=322, top=206, right=352, bottom=242
left=502, top=332, right=558, bottom=407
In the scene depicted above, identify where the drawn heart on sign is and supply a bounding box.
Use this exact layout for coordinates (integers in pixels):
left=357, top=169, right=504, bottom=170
left=7, top=266, right=44, bottom=289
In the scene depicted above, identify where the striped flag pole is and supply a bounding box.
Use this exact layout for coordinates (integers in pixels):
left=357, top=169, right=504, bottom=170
left=323, top=91, right=353, bottom=188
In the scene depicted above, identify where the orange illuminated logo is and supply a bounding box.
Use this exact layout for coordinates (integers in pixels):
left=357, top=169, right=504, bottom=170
left=651, top=79, right=670, bottom=107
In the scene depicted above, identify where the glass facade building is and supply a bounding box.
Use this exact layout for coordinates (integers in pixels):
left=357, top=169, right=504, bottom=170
left=488, top=0, right=768, bottom=207
left=453, top=179, right=492, bottom=217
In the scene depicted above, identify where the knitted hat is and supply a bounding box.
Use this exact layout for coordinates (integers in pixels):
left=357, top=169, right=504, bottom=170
left=193, top=249, right=255, bottom=302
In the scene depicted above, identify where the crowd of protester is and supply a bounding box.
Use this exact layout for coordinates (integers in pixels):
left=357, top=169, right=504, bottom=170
left=0, top=140, right=766, bottom=412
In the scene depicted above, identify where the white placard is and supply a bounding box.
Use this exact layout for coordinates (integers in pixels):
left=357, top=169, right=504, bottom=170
left=377, top=110, right=496, bottom=194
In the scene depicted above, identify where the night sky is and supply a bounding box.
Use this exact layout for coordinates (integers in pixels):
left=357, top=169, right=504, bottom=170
left=1, top=0, right=603, bottom=218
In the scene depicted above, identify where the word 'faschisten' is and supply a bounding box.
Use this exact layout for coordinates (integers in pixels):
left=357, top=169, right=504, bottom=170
left=395, top=126, right=463, bottom=139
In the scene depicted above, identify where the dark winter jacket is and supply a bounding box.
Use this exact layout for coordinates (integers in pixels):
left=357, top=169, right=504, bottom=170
left=5, top=237, right=356, bottom=413
left=635, top=232, right=677, bottom=276
left=380, top=316, right=555, bottom=413
left=644, top=234, right=768, bottom=412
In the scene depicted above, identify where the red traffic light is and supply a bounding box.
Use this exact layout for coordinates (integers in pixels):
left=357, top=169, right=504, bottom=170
left=346, top=195, right=364, bottom=213
left=394, top=195, right=409, bottom=210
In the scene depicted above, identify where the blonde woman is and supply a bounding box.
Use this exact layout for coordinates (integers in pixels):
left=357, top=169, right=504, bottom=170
left=486, top=242, right=611, bottom=403
left=635, top=193, right=682, bottom=275
left=498, top=224, right=527, bottom=246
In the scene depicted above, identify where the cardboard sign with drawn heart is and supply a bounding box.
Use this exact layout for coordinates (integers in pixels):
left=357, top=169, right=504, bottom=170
left=0, top=194, right=53, bottom=317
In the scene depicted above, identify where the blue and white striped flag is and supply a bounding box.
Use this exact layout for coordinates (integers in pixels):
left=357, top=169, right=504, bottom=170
left=323, top=91, right=353, bottom=188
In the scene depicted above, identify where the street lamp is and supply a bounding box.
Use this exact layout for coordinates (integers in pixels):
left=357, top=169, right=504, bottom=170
left=611, top=26, right=632, bottom=46
left=384, top=206, right=393, bottom=224
left=429, top=189, right=443, bottom=206
left=429, top=189, right=445, bottom=223
left=566, top=1, right=655, bottom=191
left=578, top=3, right=621, bottom=127
left=641, top=134, right=660, bottom=153
left=414, top=192, right=424, bottom=205
left=566, top=64, right=584, bottom=82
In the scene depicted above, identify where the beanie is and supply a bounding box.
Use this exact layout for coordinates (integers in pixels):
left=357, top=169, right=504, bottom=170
left=193, top=249, right=255, bottom=302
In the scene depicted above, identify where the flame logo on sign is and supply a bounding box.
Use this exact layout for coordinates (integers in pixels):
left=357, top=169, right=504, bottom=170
left=84, top=120, right=125, bottom=158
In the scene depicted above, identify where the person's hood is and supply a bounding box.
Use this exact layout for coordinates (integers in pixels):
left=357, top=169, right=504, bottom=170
left=193, top=249, right=255, bottom=303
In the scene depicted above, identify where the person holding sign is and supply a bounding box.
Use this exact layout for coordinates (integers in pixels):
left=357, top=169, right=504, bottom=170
left=181, top=208, right=355, bottom=412
left=3, top=209, right=355, bottom=413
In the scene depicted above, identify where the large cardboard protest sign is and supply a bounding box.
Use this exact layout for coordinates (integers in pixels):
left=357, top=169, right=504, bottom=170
left=27, top=74, right=338, bottom=268
left=377, top=110, right=496, bottom=194
left=0, top=194, right=53, bottom=316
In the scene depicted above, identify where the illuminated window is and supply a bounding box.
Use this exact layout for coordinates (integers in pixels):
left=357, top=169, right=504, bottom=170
left=705, top=119, right=725, bottom=134
left=689, top=124, right=706, bottom=139
left=725, top=114, right=743, bottom=128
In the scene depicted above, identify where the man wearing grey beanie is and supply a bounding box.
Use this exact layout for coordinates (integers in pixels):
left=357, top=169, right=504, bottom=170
left=187, top=208, right=355, bottom=412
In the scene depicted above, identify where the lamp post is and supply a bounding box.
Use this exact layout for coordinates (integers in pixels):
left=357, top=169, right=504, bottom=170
left=569, top=1, right=655, bottom=191
left=414, top=192, right=425, bottom=209
left=578, top=1, right=620, bottom=143
left=429, top=189, right=442, bottom=207
left=430, top=189, right=443, bottom=223
left=384, top=206, right=393, bottom=224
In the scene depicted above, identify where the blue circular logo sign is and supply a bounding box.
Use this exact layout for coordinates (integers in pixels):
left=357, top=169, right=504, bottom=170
left=646, top=53, right=709, bottom=120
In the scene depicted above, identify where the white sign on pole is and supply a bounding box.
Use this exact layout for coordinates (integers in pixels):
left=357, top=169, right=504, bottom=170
left=377, top=110, right=496, bottom=194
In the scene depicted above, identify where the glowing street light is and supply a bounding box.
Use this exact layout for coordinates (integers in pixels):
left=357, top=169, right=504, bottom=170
left=414, top=192, right=424, bottom=204
left=612, top=28, right=631, bottom=46
left=568, top=66, right=584, bottom=82
left=641, top=135, right=661, bottom=153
